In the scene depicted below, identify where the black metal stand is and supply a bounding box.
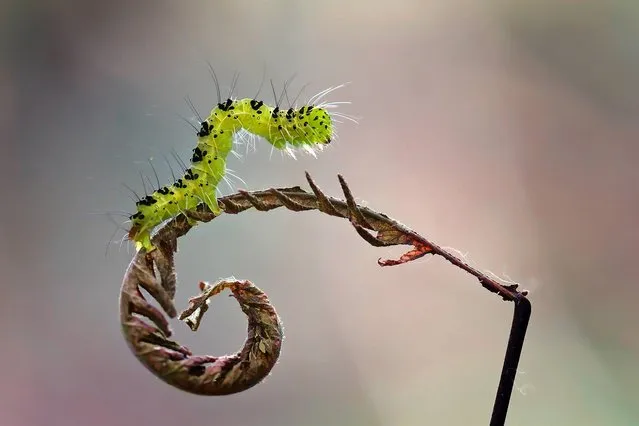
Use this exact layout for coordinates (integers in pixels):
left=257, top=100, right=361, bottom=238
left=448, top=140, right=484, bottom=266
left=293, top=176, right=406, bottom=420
left=490, top=296, right=532, bottom=426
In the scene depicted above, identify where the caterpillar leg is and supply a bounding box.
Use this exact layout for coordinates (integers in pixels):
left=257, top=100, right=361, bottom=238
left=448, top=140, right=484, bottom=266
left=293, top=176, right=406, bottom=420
left=127, top=224, right=155, bottom=253
left=135, top=233, right=153, bottom=252
left=180, top=193, right=222, bottom=237
left=203, top=196, right=222, bottom=216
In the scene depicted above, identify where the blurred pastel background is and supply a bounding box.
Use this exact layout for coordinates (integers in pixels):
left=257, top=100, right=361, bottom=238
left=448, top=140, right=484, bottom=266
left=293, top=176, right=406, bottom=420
left=1, top=1, right=638, bottom=425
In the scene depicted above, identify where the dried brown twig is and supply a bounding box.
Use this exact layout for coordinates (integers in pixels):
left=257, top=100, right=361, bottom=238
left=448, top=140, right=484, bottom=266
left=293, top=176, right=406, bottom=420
left=119, top=172, right=528, bottom=398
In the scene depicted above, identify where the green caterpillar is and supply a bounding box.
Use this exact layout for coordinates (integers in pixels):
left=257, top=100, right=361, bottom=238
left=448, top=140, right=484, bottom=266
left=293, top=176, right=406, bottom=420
left=128, top=87, right=342, bottom=251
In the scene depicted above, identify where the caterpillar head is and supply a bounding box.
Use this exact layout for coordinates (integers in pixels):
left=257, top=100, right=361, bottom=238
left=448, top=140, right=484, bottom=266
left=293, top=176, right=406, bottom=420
left=265, top=104, right=333, bottom=151
left=297, top=105, right=333, bottom=145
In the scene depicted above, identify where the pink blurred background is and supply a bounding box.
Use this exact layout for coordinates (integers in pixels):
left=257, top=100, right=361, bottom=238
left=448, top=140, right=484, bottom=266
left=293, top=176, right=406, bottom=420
left=1, top=1, right=638, bottom=425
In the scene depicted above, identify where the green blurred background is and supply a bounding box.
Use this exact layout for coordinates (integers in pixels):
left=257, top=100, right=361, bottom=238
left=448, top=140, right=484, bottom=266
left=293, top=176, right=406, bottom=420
left=1, top=1, right=638, bottom=425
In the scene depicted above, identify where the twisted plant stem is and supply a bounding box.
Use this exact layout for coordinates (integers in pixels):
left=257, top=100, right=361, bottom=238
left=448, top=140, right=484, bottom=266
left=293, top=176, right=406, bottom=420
left=119, top=173, right=530, bottom=423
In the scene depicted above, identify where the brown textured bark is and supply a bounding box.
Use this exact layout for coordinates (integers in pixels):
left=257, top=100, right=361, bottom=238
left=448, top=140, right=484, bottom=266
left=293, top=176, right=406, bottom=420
left=119, top=173, right=527, bottom=395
